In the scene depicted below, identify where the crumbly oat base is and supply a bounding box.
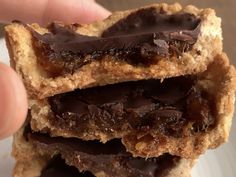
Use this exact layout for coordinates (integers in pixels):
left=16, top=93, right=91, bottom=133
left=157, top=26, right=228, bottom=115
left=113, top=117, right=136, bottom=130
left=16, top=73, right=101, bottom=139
left=12, top=127, right=194, bottom=177
left=29, top=53, right=236, bottom=159
left=5, top=3, right=222, bottom=99
left=12, top=126, right=49, bottom=177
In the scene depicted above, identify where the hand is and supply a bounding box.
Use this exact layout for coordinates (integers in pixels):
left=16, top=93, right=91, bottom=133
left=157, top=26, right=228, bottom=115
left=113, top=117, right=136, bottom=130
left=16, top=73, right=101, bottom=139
left=0, top=0, right=110, bottom=25
left=0, top=0, right=110, bottom=139
left=0, top=63, right=27, bottom=139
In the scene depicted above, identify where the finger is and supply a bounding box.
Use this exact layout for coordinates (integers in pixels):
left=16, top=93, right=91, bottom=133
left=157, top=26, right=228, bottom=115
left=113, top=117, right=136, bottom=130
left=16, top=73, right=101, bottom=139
left=0, top=63, right=28, bottom=139
left=0, top=0, right=111, bottom=25
left=41, top=0, right=111, bottom=25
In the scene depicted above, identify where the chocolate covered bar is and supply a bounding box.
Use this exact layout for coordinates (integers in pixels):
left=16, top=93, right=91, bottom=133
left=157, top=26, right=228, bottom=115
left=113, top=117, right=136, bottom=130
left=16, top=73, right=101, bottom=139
left=6, top=3, right=236, bottom=177
left=12, top=127, right=194, bottom=177
left=29, top=53, right=236, bottom=158
left=5, top=3, right=222, bottom=99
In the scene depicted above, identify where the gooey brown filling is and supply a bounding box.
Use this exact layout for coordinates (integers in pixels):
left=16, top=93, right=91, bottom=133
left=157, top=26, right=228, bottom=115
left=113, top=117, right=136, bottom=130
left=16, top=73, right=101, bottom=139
left=40, top=156, right=94, bottom=177
left=26, top=131, right=180, bottom=177
left=48, top=76, right=216, bottom=139
left=29, top=7, right=201, bottom=76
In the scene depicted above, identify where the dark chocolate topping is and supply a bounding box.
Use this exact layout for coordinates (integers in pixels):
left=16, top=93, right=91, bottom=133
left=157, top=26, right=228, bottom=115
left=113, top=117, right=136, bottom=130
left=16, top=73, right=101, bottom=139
left=49, top=76, right=215, bottom=139
left=29, top=132, right=179, bottom=177
left=40, top=156, right=94, bottom=177
left=102, top=8, right=199, bottom=37
left=29, top=133, right=127, bottom=155
left=30, top=7, right=201, bottom=76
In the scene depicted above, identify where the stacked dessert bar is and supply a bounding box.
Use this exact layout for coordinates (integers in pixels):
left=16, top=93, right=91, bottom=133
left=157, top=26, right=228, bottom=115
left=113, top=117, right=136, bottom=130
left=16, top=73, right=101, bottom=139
left=5, top=3, right=236, bottom=177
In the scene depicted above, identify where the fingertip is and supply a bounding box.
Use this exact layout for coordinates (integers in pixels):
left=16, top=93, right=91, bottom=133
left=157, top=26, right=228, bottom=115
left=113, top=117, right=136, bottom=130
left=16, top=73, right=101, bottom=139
left=0, top=63, right=28, bottom=139
left=89, top=2, right=111, bottom=20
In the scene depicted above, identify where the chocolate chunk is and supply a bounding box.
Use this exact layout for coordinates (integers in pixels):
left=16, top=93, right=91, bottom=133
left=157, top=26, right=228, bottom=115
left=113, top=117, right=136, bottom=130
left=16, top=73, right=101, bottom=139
left=185, top=88, right=216, bottom=133
left=140, top=41, right=169, bottom=59
left=144, top=108, right=185, bottom=137
left=29, top=7, right=200, bottom=76
left=28, top=131, right=180, bottom=177
left=40, top=156, right=94, bottom=177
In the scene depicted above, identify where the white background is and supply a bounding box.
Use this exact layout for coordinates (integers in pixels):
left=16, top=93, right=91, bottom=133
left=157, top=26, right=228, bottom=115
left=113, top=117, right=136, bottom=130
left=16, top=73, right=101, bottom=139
left=0, top=38, right=236, bottom=177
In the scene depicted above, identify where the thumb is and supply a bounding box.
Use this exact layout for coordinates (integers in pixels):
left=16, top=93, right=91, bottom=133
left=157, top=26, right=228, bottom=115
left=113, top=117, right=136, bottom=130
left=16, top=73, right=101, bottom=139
left=0, top=63, right=28, bottom=139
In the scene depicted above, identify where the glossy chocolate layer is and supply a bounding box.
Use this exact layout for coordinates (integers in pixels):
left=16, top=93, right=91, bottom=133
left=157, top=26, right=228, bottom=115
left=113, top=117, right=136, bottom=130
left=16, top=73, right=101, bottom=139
left=48, top=76, right=215, bottom=139
left=29, top=132, right=179, bottom=177
left=40, top=156, right=94, bottom=177
left=30, top=7, right=201, bottom=76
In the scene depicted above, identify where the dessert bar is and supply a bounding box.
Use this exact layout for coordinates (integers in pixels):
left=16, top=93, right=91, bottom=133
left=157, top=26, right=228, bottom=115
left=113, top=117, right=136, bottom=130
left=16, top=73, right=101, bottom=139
left=5, top=3, right=222, bottom=98
left=30, top=54, right=236, bottom=158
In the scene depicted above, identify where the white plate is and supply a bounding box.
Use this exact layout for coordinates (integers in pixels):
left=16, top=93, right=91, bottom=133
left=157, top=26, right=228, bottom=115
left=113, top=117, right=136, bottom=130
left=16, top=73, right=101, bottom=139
left=0, top=38, right=236, bottom=177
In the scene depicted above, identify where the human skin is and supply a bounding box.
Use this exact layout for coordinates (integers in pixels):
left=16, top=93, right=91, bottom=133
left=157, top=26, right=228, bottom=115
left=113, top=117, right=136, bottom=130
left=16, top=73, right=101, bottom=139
left=0, top=0, right=110, bottom=139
